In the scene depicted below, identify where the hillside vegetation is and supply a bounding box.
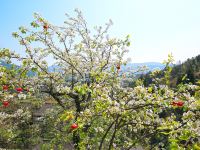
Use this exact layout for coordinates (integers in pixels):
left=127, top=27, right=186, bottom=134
left=140, top=54, right=200, bottom=87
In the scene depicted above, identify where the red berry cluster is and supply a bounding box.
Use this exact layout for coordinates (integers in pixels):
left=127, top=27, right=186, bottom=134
left=2, top=85, right=23, bottom=93
left=1, top=85, right=11, bottom=108
left=1, top=85, right=25, bottom=108
left=172, top=101, right=184, bottom=107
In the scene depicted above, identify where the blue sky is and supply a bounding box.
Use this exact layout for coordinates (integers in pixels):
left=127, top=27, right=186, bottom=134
left=0, top=0, right=200, bottom=64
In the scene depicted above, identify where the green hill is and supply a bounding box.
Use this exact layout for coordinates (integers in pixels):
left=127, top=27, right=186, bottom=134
left=171, top=54, right=200, bottom=86
left=140, top=54, right=200, bottom=87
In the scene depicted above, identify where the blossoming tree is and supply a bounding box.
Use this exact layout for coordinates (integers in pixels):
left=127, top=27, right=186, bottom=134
left=1, top=9, right=200, bottom=149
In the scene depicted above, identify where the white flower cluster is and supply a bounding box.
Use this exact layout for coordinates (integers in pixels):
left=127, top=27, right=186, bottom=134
left=134, top=86, right=147, bottom=94
left=18, top=93, right=27, bottom=99
left=94, top=127, right=104, bottom=133
left=187, top=84, right=198, bottom=90
left=4, top=94, right=14, bottom=100
left=0, top=112, right=13, bottom=120
left=108, top=106, right=121, bottom=114
left=55, top=85, right=70, bottom=93
left=0, top=71, right=4, bottom=77
left=0, top=109, right=31, bottom=123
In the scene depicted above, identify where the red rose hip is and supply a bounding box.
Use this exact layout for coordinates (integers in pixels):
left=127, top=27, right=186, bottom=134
left=177, top=101, right=184, bottom=107
left=172, top=101, right=184, bottom=107
left=3, top=85, right=9, bottom=91
left=3, top=101, right=9, bottom=107
left=16, top=87, right=23, bottom=93
left=71, top=123, right=78, bottom=129
left=43, top=24, right=48, bottom=30
left=116, top=64, right=120, bottom=70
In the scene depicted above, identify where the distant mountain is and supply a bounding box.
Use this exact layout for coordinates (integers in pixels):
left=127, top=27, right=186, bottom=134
left=121, top=62, right=165, bottom=73
left=48, top=62, right=165, bottom=74
left=0, top=60, right=165, bottom=76
left=0, top=61, right=36, bottom=76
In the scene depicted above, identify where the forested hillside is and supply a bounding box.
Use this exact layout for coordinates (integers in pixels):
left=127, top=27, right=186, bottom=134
left=171, top=54, right=200, bottom=86
left=140, top=54, right=200, bottom=87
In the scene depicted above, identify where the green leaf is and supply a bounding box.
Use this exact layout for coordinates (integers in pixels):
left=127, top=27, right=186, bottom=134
left=160, top=131, right=170, bottom=135
left=31, top=67, right=38, bottom=72
left=193, top=144, right=200, bottom=150
left=126, top=41, right=130, bottom=47
left=31, top=21, right=40, bottom=28
left=12, top=32, right=19, bottom=38
left=19, top=26, right=27, bottom=34
left=170, top=142, right=179, bottom=150
left=110, top=65, right=115, bottom=72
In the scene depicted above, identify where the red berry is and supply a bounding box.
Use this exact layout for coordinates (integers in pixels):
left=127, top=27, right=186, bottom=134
left=116, top=64, right=120, bottom=70
left=71, top=123, right=78, bottom=129
left=177, top=101, right=184, bottom=107
left=43, top=24, right=48, bottom=30
left=16, top=87, right=23, bottom=93
left=3, top=85, right=9, bottom=91
left=172, top=101, right=184, bottom=107
left=3, top=101, right=9, bottom=107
